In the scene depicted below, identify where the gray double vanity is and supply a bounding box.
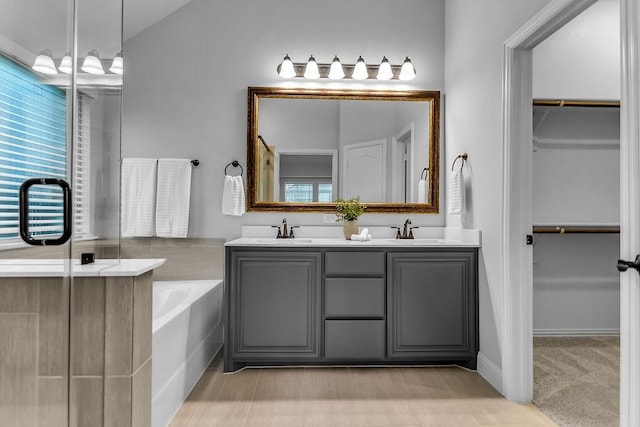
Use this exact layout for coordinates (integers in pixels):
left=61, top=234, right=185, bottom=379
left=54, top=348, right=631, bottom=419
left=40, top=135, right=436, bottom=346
left=223, top=228, right=480, bottom=372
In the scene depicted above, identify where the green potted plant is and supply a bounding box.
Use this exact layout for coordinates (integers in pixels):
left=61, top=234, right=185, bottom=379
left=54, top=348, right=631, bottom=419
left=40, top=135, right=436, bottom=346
left=335, top=196, right=366, bottom=239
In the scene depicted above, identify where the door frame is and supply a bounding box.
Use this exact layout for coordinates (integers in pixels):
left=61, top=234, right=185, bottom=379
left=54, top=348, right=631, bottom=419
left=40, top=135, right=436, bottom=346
left=503, top=2, right=640, bottom=422
left=391, top=122, right=415, bottom=203
left=501, top=0, right=597, bottom=402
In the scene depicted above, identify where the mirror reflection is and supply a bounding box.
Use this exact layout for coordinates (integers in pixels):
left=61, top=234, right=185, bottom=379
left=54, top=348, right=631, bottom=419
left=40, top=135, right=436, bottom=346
left=248, top=88, right=440, bottom=213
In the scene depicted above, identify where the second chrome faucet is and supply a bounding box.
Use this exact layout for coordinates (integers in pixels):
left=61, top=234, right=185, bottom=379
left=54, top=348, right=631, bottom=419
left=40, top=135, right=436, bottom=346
left=272, top=218, right=299, bottom=238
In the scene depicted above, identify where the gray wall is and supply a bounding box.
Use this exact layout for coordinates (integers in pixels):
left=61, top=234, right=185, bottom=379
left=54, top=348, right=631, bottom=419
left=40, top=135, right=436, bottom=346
left=444, top=0, right=552, bottom=383
left=122, top=0, right=446, bottom=240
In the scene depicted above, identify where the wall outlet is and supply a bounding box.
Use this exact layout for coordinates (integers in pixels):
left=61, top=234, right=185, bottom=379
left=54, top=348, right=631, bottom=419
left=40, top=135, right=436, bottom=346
left=322, top=214, right=336, bottom=224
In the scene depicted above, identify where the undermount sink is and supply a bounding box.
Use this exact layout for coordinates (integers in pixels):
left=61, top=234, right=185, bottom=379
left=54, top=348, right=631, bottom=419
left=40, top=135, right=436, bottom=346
left=386, top=238, right=446, bottom=245
left=253, top=238, right=313, bottom=244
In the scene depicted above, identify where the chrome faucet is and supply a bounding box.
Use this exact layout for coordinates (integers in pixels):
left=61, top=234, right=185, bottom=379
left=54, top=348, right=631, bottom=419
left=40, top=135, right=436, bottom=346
left=402, top=219, right=413, bottom=239
left=272, top=218, right=299, bottom=238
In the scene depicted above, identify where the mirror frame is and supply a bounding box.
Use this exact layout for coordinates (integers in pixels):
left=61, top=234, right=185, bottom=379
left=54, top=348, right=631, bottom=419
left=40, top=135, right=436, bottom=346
left=246, top=86, right=440, bottom=213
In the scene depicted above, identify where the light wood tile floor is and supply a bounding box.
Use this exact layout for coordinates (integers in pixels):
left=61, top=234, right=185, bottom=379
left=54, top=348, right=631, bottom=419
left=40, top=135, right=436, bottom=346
left=170, top=353, right=557, bottom=427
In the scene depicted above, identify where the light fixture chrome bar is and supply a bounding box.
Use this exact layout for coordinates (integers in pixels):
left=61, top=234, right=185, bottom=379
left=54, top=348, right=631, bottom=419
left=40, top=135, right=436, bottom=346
left=284, top=63, right=409, bottom=79
left=277, top=55, right=416, bottom=80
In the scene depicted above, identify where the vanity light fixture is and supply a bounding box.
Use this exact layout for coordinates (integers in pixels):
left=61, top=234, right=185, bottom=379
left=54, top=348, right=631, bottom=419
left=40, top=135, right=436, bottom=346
left=351, top=56, right=369, bottom=80
left=32, top=50, right=58, bottom=75
left=303, top=55, right=320, bottom=79
left=376, top=56, right=393, bottom=80
left=276, top=54, right=416, bottom=80
left=33, top=50, right=124, bottom=75
left=399, top=56, right=416, bottom=81
left=109, top=52, right=123, bottom=75
left=277, top=54, right=296, bottom=78
left=328, top=55, right=345, bottom=79
left=58, top=52, right=73, bottom=74
left=81, top=49, right=105, bottom=74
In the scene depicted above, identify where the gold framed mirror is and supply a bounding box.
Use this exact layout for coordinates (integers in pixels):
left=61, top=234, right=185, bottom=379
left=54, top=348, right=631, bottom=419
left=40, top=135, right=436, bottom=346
left=246, top=87, right=440, bottom=213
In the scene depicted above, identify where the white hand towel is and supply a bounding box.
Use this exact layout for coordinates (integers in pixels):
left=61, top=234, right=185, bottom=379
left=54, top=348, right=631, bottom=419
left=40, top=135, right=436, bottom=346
left=155, top=159, right=192, bottom=238
left=418, top=179, right=427, bottom=203
left=121, top=158, right=157, bottom=237
left=222, top=175, right=246, bottom=216
left=448, top=167, right=466, bottom=215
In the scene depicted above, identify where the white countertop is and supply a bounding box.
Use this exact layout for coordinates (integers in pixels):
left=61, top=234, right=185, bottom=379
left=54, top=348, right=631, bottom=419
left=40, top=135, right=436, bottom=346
left=225, top=237, right=478, bottom=247
left=0, top=258, right=166, bottom=278
left=225, top=226, right=481, bottom=248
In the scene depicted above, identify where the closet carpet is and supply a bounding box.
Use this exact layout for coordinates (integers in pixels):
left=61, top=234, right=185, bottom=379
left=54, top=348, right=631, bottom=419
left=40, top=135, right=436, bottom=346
left=533, top=336, right=619, bottom=426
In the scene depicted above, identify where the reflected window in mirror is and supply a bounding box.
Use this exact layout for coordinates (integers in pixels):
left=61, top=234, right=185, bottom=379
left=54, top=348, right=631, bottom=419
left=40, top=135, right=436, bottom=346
left=247, top=87, right=440, bottom=213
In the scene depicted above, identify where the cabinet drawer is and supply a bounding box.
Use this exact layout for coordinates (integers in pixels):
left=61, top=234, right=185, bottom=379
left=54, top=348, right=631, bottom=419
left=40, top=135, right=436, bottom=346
left=325, top=320, right=385, bottom=360
left=325, top=278, right=385, bottom=318
left=325, top=251, right=385, bottom=276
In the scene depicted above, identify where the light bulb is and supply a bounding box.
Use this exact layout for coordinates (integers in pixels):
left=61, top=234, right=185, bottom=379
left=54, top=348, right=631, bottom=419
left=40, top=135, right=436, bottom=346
left=277, top=54, right=296, bottom=78
left=58, top=52, right=73, bottom=74
left=351, top=56, right=368, bottom=80
left=376, top=56, right=393, bottom=80
left=32, top=50, right=58, bottom=75
left=328, top=55, right=345, bottom=79
left=81, top=49, right=105, bottom=75
left=304, top=55, right=320, bottom=79
left=109, top=52, right=123, bottom=74
left=399, top=57, right=416, bottom=80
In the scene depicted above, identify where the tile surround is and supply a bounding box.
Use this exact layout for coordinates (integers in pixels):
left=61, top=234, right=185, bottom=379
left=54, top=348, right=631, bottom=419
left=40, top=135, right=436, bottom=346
left=0, top=237, right=218, bottom=426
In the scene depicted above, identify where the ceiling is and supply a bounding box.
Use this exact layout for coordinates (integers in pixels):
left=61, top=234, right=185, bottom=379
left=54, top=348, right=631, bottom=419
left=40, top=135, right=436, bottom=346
left=0, top=0, right=193, bottom=64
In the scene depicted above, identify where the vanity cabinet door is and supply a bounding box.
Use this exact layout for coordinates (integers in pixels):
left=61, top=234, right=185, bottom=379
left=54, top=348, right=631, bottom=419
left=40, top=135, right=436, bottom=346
left=387, top=251, right=477, bottom=365
left=228, top=250, right=321, bottom=363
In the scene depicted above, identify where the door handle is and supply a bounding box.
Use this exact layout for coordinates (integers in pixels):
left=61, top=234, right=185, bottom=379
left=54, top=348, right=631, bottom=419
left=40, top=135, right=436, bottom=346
left=19, top=178, right=72, bottom=246
left=617, top=255, right=640, bottom=273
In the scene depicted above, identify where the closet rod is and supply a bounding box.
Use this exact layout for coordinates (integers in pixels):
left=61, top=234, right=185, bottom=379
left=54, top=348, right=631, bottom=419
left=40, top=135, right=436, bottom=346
left=532, top=99, right=620, bottom=108
left=532, top=225, right=620, bottom=234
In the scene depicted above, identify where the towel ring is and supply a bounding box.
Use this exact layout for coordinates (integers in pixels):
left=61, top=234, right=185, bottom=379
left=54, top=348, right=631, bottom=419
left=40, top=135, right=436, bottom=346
left=420, top=168, right=429, bottom=180
left=224, top=160, right=243, bottom=176
left=451, top=153, right=468, bottom=171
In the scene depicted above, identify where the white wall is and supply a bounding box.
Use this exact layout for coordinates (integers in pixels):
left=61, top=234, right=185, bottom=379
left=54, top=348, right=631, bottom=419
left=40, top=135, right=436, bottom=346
left=122, top=0, right=445, bottom=240
left=444, top=0, right=552, bottom=385
left=532, top=106, right=620, bottom=334
left=533, top=106, right=620, bottom=225
left=533, top=0, right=620, bottom=100
left=533, top=234, right=620, bottom=334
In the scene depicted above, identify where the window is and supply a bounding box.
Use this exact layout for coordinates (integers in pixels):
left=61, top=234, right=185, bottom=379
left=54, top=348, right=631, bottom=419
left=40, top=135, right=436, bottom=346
left=282, top=178, right=332, bottom=203
left=0, top=54, right=91, bottom=243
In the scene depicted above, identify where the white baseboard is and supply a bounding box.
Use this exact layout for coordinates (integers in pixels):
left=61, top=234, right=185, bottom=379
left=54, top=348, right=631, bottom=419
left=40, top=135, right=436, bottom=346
left=477, top=352, right=503, bottom=395
left=533, top=328, right=620, bottom=337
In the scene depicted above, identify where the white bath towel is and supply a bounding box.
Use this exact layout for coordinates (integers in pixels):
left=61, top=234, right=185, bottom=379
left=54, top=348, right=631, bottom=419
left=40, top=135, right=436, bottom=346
left=121, top=158, right=157, bottom=237
left=418, top=179, right=427, bottom=203
left=448, top=166, right=466, bottom=215
left=155, top=159, right=192, bottom=238
left=222, top=175, right=246, bottom=216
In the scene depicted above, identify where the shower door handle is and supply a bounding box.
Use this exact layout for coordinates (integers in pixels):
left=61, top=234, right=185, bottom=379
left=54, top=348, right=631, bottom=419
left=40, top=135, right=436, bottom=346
left=617, top=255, right=640, bottom=273
left=19, top=178, right=72, bottom=246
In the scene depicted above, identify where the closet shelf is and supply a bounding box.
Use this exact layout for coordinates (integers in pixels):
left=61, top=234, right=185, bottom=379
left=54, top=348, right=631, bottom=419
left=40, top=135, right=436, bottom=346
left=532, top=225, right=620, bottom=234
left=532, top=136, right=619, bottom=148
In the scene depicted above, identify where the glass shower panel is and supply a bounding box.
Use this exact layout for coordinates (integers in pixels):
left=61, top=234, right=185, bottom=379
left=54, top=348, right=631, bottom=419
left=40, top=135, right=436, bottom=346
left=0, top=0, right=74, bottom=425
left=0, top=0, right=123, bottom=424
left=74, top=0, right=122, bottom=261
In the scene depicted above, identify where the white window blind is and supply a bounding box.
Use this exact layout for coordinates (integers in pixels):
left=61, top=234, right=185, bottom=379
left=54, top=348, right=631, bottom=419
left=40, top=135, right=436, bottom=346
left=0, top=54, right=91, bottom=242
left=74, top=93, right=91, bottom=238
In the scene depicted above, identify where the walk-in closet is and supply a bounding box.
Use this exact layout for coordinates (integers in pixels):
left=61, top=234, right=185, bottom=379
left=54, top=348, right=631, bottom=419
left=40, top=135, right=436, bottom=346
left=531, top=102, right=620, bottom=425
